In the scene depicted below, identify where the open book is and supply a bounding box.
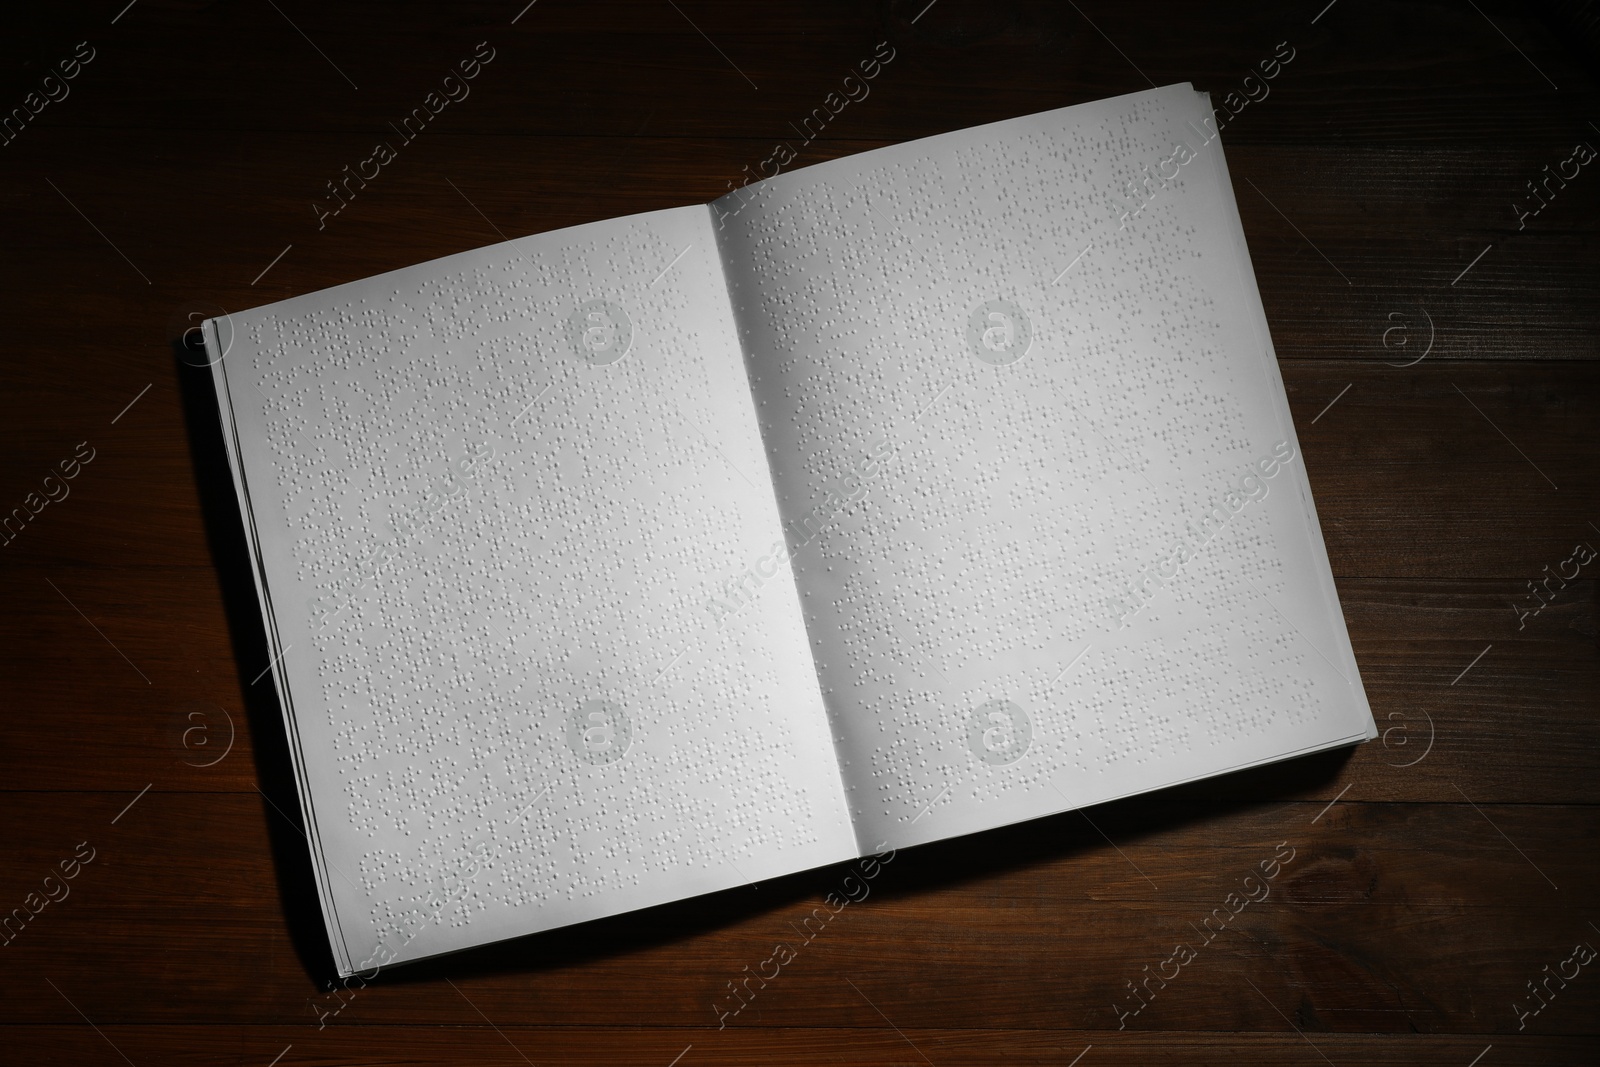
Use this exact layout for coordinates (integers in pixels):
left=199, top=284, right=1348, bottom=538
left=205, top=83, right=1375, bottom=978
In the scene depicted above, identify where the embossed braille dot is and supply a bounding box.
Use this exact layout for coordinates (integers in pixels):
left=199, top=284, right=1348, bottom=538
left=965, top=299, right=1033, bottom=365
left=567, top=699, right=632, bottom=765
left=565, top=298, right=633, bottom=365
left=966, top=699, right=1032, bottom=765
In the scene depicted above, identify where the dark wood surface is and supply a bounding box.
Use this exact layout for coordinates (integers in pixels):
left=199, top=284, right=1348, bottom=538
left=2, top=1, right=1597, bottom=1064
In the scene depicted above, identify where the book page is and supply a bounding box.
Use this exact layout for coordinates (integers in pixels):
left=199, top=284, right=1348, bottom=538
left=712, top=84, right=1375, bottom=853
left=209, top=203, right=854, bottom=975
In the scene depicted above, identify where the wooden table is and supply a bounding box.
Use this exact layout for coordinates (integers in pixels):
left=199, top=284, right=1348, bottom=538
left=2, top=1, right=1596, bottom=1063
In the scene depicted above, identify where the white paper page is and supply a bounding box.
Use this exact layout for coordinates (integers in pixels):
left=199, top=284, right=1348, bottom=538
left=209, top=203, right=854, bottom=975
left=713, top=84, right=1375, bottom=853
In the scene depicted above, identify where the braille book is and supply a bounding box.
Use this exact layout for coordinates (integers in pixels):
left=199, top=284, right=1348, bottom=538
left=205, top=82, right=1376, bottom=978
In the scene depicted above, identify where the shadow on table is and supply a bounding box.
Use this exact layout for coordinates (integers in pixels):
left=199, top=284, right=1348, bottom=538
left=378, top=744, right=1353, bottom=987
left=171, top=334, right=344, bottom=983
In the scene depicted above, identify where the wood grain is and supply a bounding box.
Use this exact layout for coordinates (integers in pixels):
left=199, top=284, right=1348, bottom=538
left=1, top=1, right=1596, bottom=1064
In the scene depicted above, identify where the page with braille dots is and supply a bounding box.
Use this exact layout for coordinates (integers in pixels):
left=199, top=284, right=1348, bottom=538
left=713, top=84, right=1376, bottom=854
left=208, top=203, right=855, bottom=976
